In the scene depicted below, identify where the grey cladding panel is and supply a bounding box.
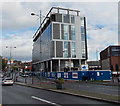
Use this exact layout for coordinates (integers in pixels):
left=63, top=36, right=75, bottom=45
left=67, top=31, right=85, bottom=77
left=69, top=25, right=71, bottom=40
left=56, top=14, right=62, bottom=22
left=68, top=42, right=71, bottom=57
left=56, top=41, right=63, bottom=57
left=53, top=23, right=60, bottom=39
left=61, top=24, right=64, bottom=39
left=50, top=41, right=55, bottom=57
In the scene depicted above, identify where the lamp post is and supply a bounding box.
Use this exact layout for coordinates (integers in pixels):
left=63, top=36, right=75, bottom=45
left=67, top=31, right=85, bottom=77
left=96, top=49, right=99, bottom=61
left=31, top=10, right=46, bottom=26
left=6, top=46, right=16, bottom=78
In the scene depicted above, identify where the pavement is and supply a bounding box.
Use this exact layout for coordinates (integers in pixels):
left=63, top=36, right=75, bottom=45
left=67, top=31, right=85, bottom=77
left=15, top=75, right=120, bottom=104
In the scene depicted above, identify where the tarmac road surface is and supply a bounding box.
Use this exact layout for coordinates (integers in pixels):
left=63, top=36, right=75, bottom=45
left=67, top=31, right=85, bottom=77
left=2, top=84, right=118, bottom=105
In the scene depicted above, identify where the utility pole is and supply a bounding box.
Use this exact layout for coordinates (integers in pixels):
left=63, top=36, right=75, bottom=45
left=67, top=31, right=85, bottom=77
left=6, top=46, right=16, bottom=78
left=31, top=10, right=43, bottom=26
left=96, top=49, right=99, bottom=61
left=39, top=10, right=42, bottom=26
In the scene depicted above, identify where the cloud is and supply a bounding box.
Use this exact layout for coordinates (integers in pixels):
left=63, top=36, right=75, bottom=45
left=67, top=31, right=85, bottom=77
left=1, top=2, right=118, bottom=61
left=2, top=2, right=50, bottom=31
left=87, top=28, right=118, bottom=60
left=1, top=30, right=34, bottom=61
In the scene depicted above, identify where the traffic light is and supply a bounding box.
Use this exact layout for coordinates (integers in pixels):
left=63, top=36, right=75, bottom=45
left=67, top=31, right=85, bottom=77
left=110, top=65, right=113, bottom=71
left=115, top=64, right=119, bottom=72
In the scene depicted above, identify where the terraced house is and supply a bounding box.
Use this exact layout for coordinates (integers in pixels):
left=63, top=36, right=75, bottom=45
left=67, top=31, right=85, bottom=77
left=32, top=7, right=88, bottom=72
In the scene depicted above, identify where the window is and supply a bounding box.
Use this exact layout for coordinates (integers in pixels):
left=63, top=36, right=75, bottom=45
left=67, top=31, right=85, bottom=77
left=71, top=15, right=75, bottom=23
left=71, top=42, right=76, bottom=58
left=80, top=17, right=84, bottom=25
left=82, top=41, right=86, bottom=58
left=81, top=34, right=85, bottom=41
left=81, top=18, right=86, bottom=58
left=71, top=25, right=76, bottom=40
left=63, top=24, right=69, bottom=40
left=81, top=26, right=84, bottom=34
left=64, top=42, right=69, bottom=58
left=63, top=15, right=69, bottom=23
left=80, top=17, right=85, bottom=41
left=111, top=51, right=120, bottom=56
left=112, top=47, right=120, bottom=52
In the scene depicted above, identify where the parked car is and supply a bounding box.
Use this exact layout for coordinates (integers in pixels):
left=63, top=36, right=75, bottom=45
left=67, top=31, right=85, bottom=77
left=2, top=78, right=14, bottom=86
left=21, top=74, right=29, bottom=77
left=0, top=74, right=4, bottom=78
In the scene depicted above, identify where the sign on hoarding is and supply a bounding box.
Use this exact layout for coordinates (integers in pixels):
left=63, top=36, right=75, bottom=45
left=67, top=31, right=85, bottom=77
left=81, top=64, right=88, bottom=70
left=64, top=72, right=68, bottom=78
left=48, top=72, right=50, bottom=77
left=57, top=73, right=61, bottom=78
left=72, top=72, right=78, bottom=78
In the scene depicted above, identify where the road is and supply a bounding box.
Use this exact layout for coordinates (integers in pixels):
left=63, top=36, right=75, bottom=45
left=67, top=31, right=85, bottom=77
left=65, top=82, right=119, bottom=96
left=2, top=84, right=117, bottom=105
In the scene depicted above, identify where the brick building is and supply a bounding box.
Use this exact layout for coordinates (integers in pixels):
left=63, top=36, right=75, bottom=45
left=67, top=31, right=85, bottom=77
left=100, top=45, right=120, bottom=76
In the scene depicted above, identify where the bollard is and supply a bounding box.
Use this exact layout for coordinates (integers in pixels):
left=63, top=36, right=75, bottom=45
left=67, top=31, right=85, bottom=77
left=25, top=77, right=27, bottom=83
left=32, top=76, right=33, bottom=84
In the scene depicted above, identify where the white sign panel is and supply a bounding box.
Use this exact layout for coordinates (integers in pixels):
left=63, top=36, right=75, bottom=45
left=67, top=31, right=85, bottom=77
left=57, top=73, right=61, bottom=78
left=72, top=72, right=78, bottom=79
left=47, top=72, right=50, bottom=77
left=81, top=64, right=88, bottom=70
left=64, top=72, right=68, bottom=78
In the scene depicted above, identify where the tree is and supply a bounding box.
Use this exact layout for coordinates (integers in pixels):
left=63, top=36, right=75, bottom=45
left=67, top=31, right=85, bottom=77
left=2, top=59, right=7, bottom=71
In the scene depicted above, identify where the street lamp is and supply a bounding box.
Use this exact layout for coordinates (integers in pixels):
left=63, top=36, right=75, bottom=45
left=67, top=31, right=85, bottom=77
left=96, top=49, right=99, bottom=61
left=6, top=46, right=16, bottom=77
left=31, top=10, right=46, bottom=26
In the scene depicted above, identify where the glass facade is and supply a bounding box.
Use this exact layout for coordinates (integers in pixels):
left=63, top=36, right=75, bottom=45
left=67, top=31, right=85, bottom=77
left=32, top=8, right=87, bottom=72
left=71, top=42, right=76, bottom=58
left=32, top=23, right=52, bottom=62
left=80, top=17, right=86, bottom=58
left=81, top=17, right=85, bottom=41
left=70, top=15, right=75, bottom=23
left=33, top=12, right=87, bottom=64
left=71, top=25, right=75, bottom=40
left=63, top=24, right=69, bottom=40
left=64, top=42, right=69, bottom=58
left=63, top=15, right=69, bottom=23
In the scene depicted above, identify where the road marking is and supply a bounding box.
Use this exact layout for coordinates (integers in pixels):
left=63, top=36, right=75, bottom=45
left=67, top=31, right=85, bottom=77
left=31, top=96, right=61, bottom=106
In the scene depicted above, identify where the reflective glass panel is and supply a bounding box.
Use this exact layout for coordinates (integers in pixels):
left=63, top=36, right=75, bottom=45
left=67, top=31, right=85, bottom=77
left=71, top=25, right=75, bottom=40
left=71, top=42, right=76, bottom=58
left=63, top=15, right=69, bottom=23
left=64, top=42, right=69, bottom=58
left=71, top=15, right=75, bottom=23
left=63, top=25, right=69, bottom=40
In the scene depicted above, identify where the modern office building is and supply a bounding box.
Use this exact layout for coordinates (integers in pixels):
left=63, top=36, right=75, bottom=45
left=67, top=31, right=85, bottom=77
left=32, top=7, right=88, bottom=72
left=100, top=45, right=120, bottom=75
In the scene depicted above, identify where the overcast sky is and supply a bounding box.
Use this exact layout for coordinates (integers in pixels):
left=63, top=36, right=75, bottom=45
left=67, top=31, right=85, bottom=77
left=0, top=0, right=119, bottom=62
